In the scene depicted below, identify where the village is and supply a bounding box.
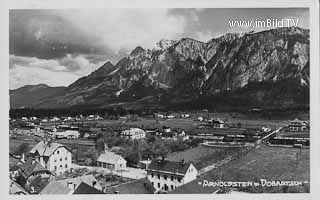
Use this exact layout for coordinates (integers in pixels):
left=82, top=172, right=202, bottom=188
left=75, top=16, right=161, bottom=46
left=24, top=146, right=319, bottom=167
left=9, top=111, right=310, bottom=194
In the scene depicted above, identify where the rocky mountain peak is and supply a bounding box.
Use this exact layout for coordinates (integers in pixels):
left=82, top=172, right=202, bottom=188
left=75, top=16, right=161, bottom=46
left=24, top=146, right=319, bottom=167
left=156, top=39, right=177, bottom=50
left=130, top=46, right=146, bottom=57
left=10, top=27, right=310, bottom=109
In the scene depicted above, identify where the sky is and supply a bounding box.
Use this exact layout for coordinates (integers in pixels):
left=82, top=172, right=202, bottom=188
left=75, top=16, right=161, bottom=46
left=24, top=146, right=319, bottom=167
left=9, top=8, right=309, bottom=89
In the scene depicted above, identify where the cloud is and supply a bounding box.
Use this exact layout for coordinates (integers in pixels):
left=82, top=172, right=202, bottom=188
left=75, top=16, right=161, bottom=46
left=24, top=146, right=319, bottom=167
left=60, top=9, right=187, bottom=53
left=10, top=9, right=188, bottom=59
left=194, top=31, right=214, bottom=42
left=10, top=54, right=106, bottom=89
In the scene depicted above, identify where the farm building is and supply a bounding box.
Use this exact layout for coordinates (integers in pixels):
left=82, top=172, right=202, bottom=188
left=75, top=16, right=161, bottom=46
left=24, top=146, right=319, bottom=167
left=207, top=118, right=225, bottom=128
left=121, top=128, right=146, bottom=140
left=96, top=151, right=127, bottom=171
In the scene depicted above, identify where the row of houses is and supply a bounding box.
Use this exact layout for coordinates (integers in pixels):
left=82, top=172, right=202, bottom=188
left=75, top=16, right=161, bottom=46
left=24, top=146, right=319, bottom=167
left=10, top=138, right=199, bottom=194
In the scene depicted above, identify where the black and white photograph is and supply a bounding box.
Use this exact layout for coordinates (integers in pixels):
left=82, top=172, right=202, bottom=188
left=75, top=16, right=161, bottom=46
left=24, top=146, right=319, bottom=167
left=5, top=1, right=320, bottom=198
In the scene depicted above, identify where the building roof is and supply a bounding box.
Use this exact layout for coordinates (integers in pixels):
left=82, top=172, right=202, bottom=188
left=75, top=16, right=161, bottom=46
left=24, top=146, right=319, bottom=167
left=56, top=174, right=102, bottom=191
left=9, top=179, right=28, bottom=195
left=28, top=176, right=50, bottom=194
left=104, top=179, right=155, bottom=194
left=30, top=141, right=69, bottom=157
left=97, top=151, right=126, bottom=165
left=169, top=176, right=220, bottom=194
left=19, top=158, right=51, bottom=179
left=122, top=128, right=145, bottom=135
left=40, top=180, right=72, bottom=194
left=73, top=182, right=104, bottom=194
left=147, top=159, right=193, bottom=175
left=9, top=154, right=23, bottom=170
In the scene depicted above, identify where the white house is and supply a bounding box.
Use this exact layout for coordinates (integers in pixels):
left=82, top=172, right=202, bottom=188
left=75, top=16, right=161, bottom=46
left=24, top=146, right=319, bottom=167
left=121, top=128, right=146, bottom=140
left=288, top=118, right=308, bottom=132
left=208, top=118, right=225, bottom=128
left=29, top=141, right=72, bottom=175
left=147, top=159, right=198, bottom=193
left=54, top=130, right=80, bottom=139
left=96, top=151, right=127, bottom=171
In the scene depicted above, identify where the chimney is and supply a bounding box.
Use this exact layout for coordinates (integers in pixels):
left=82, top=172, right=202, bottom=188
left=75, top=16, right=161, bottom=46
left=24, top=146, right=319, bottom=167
left=21, top=153, right=25, bottom=163
left=180, top=159, right=185, bottom=165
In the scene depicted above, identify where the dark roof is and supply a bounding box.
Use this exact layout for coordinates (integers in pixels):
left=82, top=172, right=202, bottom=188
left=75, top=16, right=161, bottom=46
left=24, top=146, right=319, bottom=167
left=169, top=176, right=220, bottom=194
left=9, top=154, right=22, bottom=170
left=104, top=179, right=155, bottom=194
left=73, top=182, right=104, bottom=194
left=40, top=180, right=71, bottom=194
left=19, top=158, right=51, bottom=179
left=147, top=159, right=193, bottom=175
left=28, top=176, right=50, bottom=194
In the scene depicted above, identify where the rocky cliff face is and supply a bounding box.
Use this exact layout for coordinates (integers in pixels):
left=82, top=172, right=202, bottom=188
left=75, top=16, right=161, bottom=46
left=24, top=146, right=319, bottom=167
left=10, top=27, right=310, bottom=110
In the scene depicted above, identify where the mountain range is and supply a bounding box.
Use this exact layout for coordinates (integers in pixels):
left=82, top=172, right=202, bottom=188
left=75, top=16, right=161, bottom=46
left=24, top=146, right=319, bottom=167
left=10, top=27, right=310, bottom=111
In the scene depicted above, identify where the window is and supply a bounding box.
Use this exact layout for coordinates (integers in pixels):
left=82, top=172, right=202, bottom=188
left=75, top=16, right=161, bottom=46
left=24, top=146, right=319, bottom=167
left=171, top=185, right=174, bottom=190
left=171, top=176, right=174, bottom=181
left=151, top=182, right=154, bottom=186
left=157, top=174, right=160, bottom=179
left=151, top=173, right=154, bottom=178
left=65, top=157, right=67, bottom=160
left=57, top=150, right=60, bottom=154
left=54, top=159, right=57, bottom=162
left=65, top=164, right=68, bottom=168
left=164, top=184, right=168, bottom=191
left=157, top=183, right=160, bottom=188
left=177, top=178, right=181, bottom=183
left=164, top=175, right=167, bottom=180
left=54, top=166, right=57, bottom=170
left=60, top=158, right=62, bottom=161
left=60, top=165, right=62, bottom=168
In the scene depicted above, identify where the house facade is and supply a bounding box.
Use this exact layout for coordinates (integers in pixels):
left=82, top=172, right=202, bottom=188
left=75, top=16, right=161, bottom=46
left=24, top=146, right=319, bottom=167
left=147, top=159, right=198, bottom=193
left=288, top=118, right=308, bottom=132
left=96, top=151, right=127, bottom=171
left=121, top=128, right=146, bottom=140
left=29, top=141, right=72, bottom=175
left=208, top=118, right=224, bottom=128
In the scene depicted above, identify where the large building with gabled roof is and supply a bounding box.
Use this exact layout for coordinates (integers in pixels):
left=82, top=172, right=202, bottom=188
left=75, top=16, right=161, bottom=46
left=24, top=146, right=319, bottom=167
left=146, top=158, right=198, bottom=193
left=29, top=140, right=72, bottom=175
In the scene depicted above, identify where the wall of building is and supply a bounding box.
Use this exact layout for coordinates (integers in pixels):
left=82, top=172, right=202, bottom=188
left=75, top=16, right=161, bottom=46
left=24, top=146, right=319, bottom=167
left=47, top=147, right=72, bottom=175
left=147, top=171, right=184, bottom=192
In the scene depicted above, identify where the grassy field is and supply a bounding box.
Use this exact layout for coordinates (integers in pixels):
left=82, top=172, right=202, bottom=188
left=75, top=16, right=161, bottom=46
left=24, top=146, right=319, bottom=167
left=172, top=144, right=310, bottom=193
left=166, top=146, right=241, bottom=170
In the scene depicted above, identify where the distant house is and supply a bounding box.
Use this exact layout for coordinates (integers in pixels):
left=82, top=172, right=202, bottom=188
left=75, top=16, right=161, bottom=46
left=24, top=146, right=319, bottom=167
left=207, top=118, right=224, bottom=128
left=288, top=118, right=308, bottom=132
left=40, top=174, right=102, bottom=194
left=54, top=130, right=80, bottom=139
left=121, top=128, right=146, bottom=140
left=29, top=141, right=72, bottom=175
left=147, top=159, right=198, bottom=193
left=96, top=151, right=127, bottom=171
left=180, top=113, right=190, bottom=118
left=40, top=126, right=57, bottom=133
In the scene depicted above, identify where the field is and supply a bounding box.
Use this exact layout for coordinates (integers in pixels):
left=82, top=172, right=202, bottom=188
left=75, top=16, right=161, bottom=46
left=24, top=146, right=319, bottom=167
left=172, top=144, right=310, bottom=193
left=167, top=146, right=243, bottom=170
left=10, top=135, right=95, bottom=156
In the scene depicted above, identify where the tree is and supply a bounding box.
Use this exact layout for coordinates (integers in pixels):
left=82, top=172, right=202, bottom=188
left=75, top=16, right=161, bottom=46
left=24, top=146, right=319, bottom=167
left=14, top=143, right=29, bottom=155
